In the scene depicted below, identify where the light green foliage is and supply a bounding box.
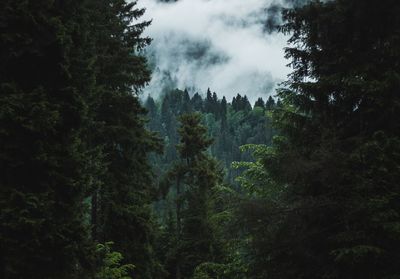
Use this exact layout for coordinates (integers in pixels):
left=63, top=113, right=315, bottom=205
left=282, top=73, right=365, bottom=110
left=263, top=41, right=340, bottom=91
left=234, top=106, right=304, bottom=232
left=232, top=144, right=277, bottom=197
left=96, top=242, right=135, bottom=279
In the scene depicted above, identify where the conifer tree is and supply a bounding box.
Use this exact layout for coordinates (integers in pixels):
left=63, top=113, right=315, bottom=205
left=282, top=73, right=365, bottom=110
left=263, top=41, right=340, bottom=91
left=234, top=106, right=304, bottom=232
left=254, top=97, right=266, bottom=109
left=88, top=1, right=163, bottom=278
left=205, top=88, right=214, bottom=114
left=182, top=89, right=192, bottom=113
left=0, top=1, right=97, bottom=277
left=1, top=1, right=165, bottom=278
left=163, top=113, right=223, bottom=279
left=191, top=93, right=204, bottom=111
left=237, top=1, right=400, bottom=278
left=220, top=96, right=228, bottom=130
left=265, top=96, right=275, bottom=110
left=242, top=96, right=252, bottom=112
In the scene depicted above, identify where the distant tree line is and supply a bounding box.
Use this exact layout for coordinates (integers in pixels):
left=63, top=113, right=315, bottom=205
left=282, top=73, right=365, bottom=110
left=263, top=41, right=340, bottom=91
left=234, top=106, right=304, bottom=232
left=145, top=89, right=279, bottom=184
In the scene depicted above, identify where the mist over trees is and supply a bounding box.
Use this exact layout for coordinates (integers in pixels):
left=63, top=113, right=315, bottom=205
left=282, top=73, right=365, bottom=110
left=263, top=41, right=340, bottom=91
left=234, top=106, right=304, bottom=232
left=1, top=0, right=399, bottom=279
left=140, top=0, right=292, bottom=101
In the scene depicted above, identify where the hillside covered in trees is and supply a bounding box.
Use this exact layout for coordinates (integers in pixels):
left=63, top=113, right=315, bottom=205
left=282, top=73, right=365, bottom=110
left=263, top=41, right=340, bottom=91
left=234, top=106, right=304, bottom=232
left=144, top=89, right=278, bottom=183
left=1, top=0, right=400, bottom=279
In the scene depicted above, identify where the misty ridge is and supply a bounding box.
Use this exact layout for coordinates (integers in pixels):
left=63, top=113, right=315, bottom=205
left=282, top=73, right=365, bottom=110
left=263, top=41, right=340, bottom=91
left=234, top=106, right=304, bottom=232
left=138, top=0, right=310, bottom=102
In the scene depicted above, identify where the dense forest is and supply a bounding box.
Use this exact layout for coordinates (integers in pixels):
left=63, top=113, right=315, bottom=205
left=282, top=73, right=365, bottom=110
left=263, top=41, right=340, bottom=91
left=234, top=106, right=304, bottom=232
left=144, top=89, right=278, bottom=183
left=1, top=0, right=400, bottom=279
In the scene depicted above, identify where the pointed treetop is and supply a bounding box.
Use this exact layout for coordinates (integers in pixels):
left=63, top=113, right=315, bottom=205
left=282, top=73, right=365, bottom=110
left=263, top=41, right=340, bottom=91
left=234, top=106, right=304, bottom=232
left=254, top=97, right=265, bottom=109
left=177, top=113, right=213, bottom=161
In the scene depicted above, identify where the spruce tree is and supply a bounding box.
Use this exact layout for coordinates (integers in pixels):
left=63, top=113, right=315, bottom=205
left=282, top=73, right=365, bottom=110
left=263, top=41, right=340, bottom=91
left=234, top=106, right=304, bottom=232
left=191, top=93, right=204, bottom=112
left=205, top=88, right=214, bottom=114
left=238, top=0, right=400, bottom=278
left=265, top=96, right=275, bottom=110
left=182, top=89, right=192, bottom=113
left=163, top=113, right=223, bottom=279
left=0, top=1, right=96, bottom=277
left=254, top=97, right=266, bottom=109
left=88, top=0, right=162, bottom=278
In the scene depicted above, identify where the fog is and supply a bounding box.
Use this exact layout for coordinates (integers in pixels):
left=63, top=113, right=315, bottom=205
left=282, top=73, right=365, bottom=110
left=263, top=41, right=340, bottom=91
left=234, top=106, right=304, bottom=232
left=137, top=0, right=298, bottom=102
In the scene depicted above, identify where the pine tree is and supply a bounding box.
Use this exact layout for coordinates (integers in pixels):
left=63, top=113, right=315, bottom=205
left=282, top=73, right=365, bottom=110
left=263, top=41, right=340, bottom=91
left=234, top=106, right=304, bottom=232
left=238, top=0, right=400, bottom=278
left=205, top=88, right=214, bottom=114
left=161, top=94, right=179, bottom=163
left=88, top=1, right=162, bottom=278
left=220, top=96, right=228, bottom=130
left=231, top=94, right=240, bottom=111
left=1, top=1, right=166, bottom=278
left=145, top=96, right=164, bottom=133
left=182, top=89, right=192, bottom=113
left=212, top=92, right=219, bottom=117
left=254, top=97, right=265, bottom=109
left=242, top=96, right=252, bottom=112
left=162, top=113, right=223, bottom=279
left=0, top=1, right=97, bottom=277
left=265, top=96, right=275, bottom=110
left=191, top=93, right=204, bottom=112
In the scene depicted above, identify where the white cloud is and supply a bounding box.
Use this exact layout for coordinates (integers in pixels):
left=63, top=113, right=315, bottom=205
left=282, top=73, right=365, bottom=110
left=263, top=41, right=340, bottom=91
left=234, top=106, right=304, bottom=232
left=136, top=0, right=292, bottom=102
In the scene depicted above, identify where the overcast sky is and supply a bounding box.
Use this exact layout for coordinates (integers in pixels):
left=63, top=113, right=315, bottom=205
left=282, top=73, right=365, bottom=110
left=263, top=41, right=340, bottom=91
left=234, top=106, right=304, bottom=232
left=137, top=0, right=293, bottom=102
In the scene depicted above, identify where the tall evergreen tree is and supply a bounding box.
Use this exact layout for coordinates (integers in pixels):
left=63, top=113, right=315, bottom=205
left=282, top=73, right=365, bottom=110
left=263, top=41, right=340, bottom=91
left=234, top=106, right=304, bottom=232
left=220, top=96, right=228, bottom=129
left=191, top=93, right=203, bottom=111
left=145, top=96, right=164, bottom=134
left=254, top=97, right=266, bottom=109
left=205, top=88, right=214, bottom=114
left=265, top=96, right=275, bottom=110
left=162, top=113, right=224, bottom=279
left=237, top=1, right=400, bottom=278
left=242, top=96, right=252, bottom=112
left=182, top=89, right=192, bottom=113
left=88, top=1, right=163, bottom=278
left=0, top=1, right=97, bottom=277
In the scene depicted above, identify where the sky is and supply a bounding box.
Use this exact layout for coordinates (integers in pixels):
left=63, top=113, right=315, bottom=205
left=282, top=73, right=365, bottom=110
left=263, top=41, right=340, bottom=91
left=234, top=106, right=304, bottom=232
left=137, top=0, right=295, bottom=102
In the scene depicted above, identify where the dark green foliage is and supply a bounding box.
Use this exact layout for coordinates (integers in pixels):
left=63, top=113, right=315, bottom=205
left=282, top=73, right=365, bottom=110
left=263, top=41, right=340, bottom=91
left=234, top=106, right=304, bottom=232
left=145, top=89, right=277, bottom=184
left=235, top=1, right=400, bottom=278
left=177, top=114, right=224, bottom=278
left=232, top=94, right=252, bottom=112
left=265, top=96, right=275, bottom=110
left=159, top=113, right=224, bottom=279
left=254, top=97, right=265, bottom=109
left=182, top=90, right=192, bottom=113
left=145, top=96, right=163, bottom=133
left=1, top=0, right=162, bottom=278
left=191, top=93, right=204, bottom=111
left=4, top=0, right=397, bottom=278
left=88, top=1, right=163, bottom=278
left=148, top=90, right=277, bottom=278
left=177, top=114, right=213, bottom=160
left=0, top=1, right=97, bottom=277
